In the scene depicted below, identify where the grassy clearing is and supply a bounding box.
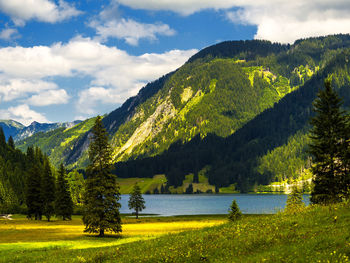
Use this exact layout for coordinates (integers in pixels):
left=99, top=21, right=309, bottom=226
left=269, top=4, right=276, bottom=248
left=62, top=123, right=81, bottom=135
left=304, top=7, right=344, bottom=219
left=117, top=175, right=167, bottom=194
left=0, top=214, right=225, bottom=262
left=117, top=174, right=219, bottom=194
left=1, top=204, right=350, bottom=262
left=3, top=203, right=350, bottom=262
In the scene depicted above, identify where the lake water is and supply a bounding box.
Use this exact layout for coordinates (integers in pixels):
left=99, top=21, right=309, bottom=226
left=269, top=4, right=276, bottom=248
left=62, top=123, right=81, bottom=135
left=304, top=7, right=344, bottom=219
left=119, top=194, right=310, bottom=216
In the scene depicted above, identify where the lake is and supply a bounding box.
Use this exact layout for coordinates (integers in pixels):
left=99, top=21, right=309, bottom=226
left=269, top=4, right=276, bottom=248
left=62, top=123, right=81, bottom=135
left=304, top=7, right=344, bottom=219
left=119, top=194, right=310, bottom=216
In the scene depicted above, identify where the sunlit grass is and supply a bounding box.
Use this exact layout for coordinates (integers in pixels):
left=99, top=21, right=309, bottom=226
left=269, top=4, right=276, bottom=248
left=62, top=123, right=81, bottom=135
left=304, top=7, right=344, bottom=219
left=0, top=214, right=225, bottom=259
left=2, top=204, right=349, bottom=262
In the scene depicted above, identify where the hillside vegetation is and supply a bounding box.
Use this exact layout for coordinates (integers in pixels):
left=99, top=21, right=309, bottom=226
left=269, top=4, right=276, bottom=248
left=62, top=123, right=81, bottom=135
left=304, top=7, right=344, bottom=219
left=15, top=34, right=350, bottom=191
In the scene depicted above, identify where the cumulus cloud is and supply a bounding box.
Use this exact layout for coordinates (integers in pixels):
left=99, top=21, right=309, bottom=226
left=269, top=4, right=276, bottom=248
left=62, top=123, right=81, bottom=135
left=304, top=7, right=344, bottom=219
left=0, top=0, right=82, bottom=25
left=116, top=0, right=350, bottom=43
left=226, top=1, right=350, bottom=43
left=115, top=0, right=241, bottom=16
left=0, top=28, right=20, bottom=40
left=26, top=89, right=70, bottom=106
left=0, top=104, right=49, bottom=126
left=89, top=2, right=175, bottom=45
left=77, top=87, right=124, bottom=115
left=91, top=18, right=176, bottom=46
left=0, top=37, right=197, bottom=116
left=0, top=79, right=58, bottom=102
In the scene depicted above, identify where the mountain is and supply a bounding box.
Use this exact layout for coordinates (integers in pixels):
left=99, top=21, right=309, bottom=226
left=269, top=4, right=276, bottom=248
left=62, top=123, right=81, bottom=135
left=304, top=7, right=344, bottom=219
left=14, top=120, right=82, bottom=141
left=16, top=34, right=350, bottom=191
left=0, top=120, right=25, bottom=140
left=0, top=119, right=82, bottom=142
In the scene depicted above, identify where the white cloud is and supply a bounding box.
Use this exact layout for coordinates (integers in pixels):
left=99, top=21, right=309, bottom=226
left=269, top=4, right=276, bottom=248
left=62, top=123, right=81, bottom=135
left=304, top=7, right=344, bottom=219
left=0, top=0, right=82, bottom=25
left=92, top=18, right=176, bottom=46
left=115, top=0, right=243, bottom=16
left=225, top=1, right=350, bottom=43
left=115, top=0, right=350, bottom=43
left=0, top=79, right=58, bottom=102
left=26, top=89, right=70, bottom=106
left=0, top=104, right=48, bottom=126
left=0, top=37, right=197, bottom=116
left=0, top=28, right=20, bottom=40
left=77, top=87, right=123, bottom=115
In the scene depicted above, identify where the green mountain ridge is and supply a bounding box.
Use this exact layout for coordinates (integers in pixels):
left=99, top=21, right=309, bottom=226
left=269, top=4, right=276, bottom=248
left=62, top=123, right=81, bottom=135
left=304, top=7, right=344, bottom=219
left=16, top=34, right=350, bottom=191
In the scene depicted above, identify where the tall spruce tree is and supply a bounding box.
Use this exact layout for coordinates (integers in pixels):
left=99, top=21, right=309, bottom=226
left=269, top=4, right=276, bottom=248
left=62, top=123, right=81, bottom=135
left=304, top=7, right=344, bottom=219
left=26, top=164, right=43, bottom=220
left=41, top=158, right=55, bottom=221
left=55, top=163, right=73, bottom=220
left=128, top=183, right=145, bottom=219
left=0, top=127, right=5, bottom=147
left=309, top=79, right=347, bottom=204
left=7, top=136, right=15, bottom=149
left=83, top=116, right=122, bottom=237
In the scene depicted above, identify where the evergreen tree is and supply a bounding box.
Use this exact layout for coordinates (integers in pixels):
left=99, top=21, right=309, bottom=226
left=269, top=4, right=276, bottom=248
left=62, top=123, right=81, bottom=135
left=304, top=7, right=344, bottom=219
left=41, top=158, right=55, bottom=221
left=55, top=163, right=73, bottom=220
left=309, top=79, right=347, bottom=204
left=228, top=199, right=242, bottom=222
left=7, top=136, right=15, bottom=149
left=160, top=184, right=165, bottom=194
left=67, top=170, right=85, bottom=205
left=128, top=183, right=146, bottom=219
left=185, top=183, right=194, bottom=194
left=26, top=165, right=43, bottom=220
left=0, top=127, right=5, bottom=147
left=285, top=186, right=305, bottom=214
left=83, top=116, right=122, bottom=237
left=193, top=172, right=199, bottom=183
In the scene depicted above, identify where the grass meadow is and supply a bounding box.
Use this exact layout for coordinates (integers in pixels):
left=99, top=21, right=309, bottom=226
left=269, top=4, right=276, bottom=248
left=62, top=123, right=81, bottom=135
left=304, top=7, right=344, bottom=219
left=0, top=214, right=225, bottom=262
left=1, top=203, right=350, bottom=262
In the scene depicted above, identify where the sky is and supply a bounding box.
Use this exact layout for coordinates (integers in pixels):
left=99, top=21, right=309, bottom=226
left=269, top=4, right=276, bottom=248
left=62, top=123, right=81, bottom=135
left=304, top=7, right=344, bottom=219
left=0, top=1, right=350, bottom=125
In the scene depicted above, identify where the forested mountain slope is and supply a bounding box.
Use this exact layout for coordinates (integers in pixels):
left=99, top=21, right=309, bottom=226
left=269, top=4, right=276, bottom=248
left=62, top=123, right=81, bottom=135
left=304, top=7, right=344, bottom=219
left=16, top=34, right=350, bottom=190
left=0, top=128, right=28, bottom=212
left=115, top=46, right=350, bottom=191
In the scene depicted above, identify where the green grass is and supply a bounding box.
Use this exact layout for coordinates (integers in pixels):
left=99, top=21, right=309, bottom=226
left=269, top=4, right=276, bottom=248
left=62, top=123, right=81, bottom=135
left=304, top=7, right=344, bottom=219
left=117, top=175, right=167, bottom=194
left=118, top=174, right=218, bottom=194
left=0, top=214, right=225, bottom=262
left=1, top=204, right=350, bottom=262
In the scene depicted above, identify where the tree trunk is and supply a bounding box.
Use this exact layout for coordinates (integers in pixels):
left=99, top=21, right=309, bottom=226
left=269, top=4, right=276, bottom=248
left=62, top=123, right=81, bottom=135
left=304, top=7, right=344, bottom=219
left=136, top=209, right=139, bottom=219
left=99, top=229, right=104, bottom=237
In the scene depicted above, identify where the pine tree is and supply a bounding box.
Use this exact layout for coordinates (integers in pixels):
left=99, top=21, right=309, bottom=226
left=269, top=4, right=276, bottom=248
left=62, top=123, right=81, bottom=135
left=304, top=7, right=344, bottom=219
left=41, top=158, right=55, bottom=221
left=128, top=183, right=145, bottom=219
left=55, top=163, right=73, bottom=220
left=185, top=183, right=193, bottom=194
left=67, top=170, right=85, bottom=205
left=193, top=172, right=199, bottom=183
left=228, top=199, right=242, bottom=222
left=7, top=136, right=15, bottom=149
left=0, top=127, right=5, bottom=147
left=26, top=165, right=43, bottom=220
left=309, top=79, right=347, bottom=204
left=83, top=116, right=122, bottom=237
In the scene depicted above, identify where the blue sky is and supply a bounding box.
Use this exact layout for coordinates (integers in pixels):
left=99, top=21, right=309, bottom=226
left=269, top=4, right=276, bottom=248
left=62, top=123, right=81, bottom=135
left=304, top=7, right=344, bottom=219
left=0, top=0, right=349, bottom=125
